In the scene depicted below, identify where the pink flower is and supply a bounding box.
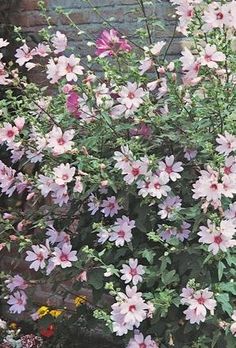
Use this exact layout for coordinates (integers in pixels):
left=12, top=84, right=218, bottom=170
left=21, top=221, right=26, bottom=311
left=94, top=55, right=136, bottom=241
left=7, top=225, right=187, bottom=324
left=198, top=219, right=236, bottom=254
left=188, top=288, right=216, bottom=317
left=88, top=194, right=100, bottom=215
left=0, top=122, right=19, bottom=143
left=51, top=243, right=78, bottom=268
left=202, top=2, right=229, bottom=32
left=127, top=331, right=158, bottom=348
left=148, top=173, right=171, bottom=198
left=118, top=82, right=145, bottom=109
left=150, top=41, right=166, bottom=55
left=74, top=176, right=83, bottom=193
left=101, top=196, right=122, bottom=217
left=97, top=228, right=110, bottom=244
left=114, top=145, right=134, bottom=172
left=95, top=29, right=131, bottom=58
left=14, top=116, right=25, bottom=131
left=199, top=44, right=225, bottom=69
left=216, top=132, right=236, bottom=156
left=139, top=57, right=153, bottom=75
left=192, top=167, right=223, bottom=204
left=224, top=202, right=236, bottom=221
left=159, top=155, right=183, bottom=182
left=180, top=47, right=201, bottom=85
left=5, top=274, right=28, bottom=293
left=7, top=290, right=27, bottom=314
left=25, top=244, right=49, bottom=271
left=176, top=221, right=191, bottom=241
left=51, top=31, right=67, bottom=54
left=33, top=43, right=50, bottom=57
left=222, top=156, right=236, bottom=176
left=0, top=38, right=9, bottom=48
left=57, top=54, right=84, bottom=82
left=47, top=126, right=75, bottom=155
left=46, top=58, right=61, bottom=83
left=158, top=195, right=182, bottom=219
left=120, top=258, right=145, bottom=285
left=110, top=216, right=135, bottom=247
left=0, top=59, right=10, bottom=85
left=123, top=157, right=149, bottom=185
left=38, top=175, right=54, bottom=197
left=184, top=148, right=197, bottom=161
left=159, top=226, right=177, bottom=241
left=53, top=163, right=76, bottom=185
left=15, top=44, right=34, bottom=66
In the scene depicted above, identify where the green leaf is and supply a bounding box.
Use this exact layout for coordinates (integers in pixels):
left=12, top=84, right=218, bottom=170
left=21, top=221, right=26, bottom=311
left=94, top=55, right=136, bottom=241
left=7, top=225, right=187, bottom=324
left=216, top=293, right=233, bottom=316
left=218, top=261, right=226, bottom=281
left=87, top=268, right=104, bottom=290
left=161, top=270, right=177, bottom=286
left=141, top=249, right=155, bottom=264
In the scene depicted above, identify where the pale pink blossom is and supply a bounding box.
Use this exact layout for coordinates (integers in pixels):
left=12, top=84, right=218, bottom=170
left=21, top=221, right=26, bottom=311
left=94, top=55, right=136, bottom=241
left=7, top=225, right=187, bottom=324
left=216, top=132, right=236, bottom=156
left=176, top=221, right=191, bottom=241
left=54, top=163, right=76, bottom=185
left=118, top=82, right=145, bottom=109
left=224, top=202, right=236, bottom=221
left=74, top=176, right=83, bottom=193
left=25, top=244, right=49, bottom=271
left=184, top=148, right=197, bottom=161
left=33, top=43, right=50, bottom=57
left=5, top=274, right=28, bottom=293
left=202, top=2, right=229, bottom=32
left=123, top=157, right=149, bottom=185
left=0, top=38, right=9, bottom=48
left=139, top=57, right=153, bottom=75
left=127, top=331, right=158, bottom=348
left=57, top=54, right=84, bottom=82
left=51, top=243, right=78, bottom=268
left=158, top=195, right=182, bottom=219
left=101, top=196, right=122, bottom=217
left=159, top=155, right=183, bottom=182
left=7, top=290, right=27, bottom=314
left=88, top=194, right=100, bottom=215
left=120, top=258, right=145, bottom=285
left=15, top=44, right=34, bottom=66
left=199, top=44, right=225, bottom=69
left=150, top=41, right=166, bottom=55
left=110, top=216, right=135, bottom=247
left=47, top=126, right=75, bottom=155
left=114, top=145, right=134, bottom=172
left=51, top=31, right=67, bottom=54
left=14, top=116, right=25, bottom=131
left=0, top=123, right=19, bottom=143
left=38, top=175, right=54, bottom=197
left=192, top=167, right=223, bottom=203
left=148, top=173, right=171, bottom=198
left=159, top=226, right=177, bottom=241
left=97, top=228, right=110, bottom=244
left=180, top=47, right=201, bottom=85
left=198, top=219, right=236, bottom=254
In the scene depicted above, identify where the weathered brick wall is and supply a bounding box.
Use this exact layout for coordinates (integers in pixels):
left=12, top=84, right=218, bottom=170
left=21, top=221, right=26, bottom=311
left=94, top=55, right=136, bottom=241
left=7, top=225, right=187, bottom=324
left=2, top=0, right=181, bottom=59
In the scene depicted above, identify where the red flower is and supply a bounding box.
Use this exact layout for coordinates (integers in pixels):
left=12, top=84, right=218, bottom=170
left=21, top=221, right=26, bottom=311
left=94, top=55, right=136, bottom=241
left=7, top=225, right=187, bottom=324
left=40, top=324, right=55, bottom=338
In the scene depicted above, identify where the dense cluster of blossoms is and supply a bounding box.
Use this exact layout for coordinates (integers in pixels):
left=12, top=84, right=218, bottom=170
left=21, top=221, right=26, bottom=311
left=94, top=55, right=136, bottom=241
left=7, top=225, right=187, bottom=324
left=0, top=0, right=236, bottom=347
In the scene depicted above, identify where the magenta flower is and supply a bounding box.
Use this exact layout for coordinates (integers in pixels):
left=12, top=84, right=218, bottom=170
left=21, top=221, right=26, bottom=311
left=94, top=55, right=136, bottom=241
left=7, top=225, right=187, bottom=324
left=5, top=274, right=28, bottom=293
left=66, top=91, right=81, bottom=118
left=127, top=331, right=158, bottom=348
left=120, top=258, right=145, bottom=285
left=25, top=244, right=49, bottom=271
left=101, top=196, right=122, bottom=217
left=95, top=29, right=131, bottom=58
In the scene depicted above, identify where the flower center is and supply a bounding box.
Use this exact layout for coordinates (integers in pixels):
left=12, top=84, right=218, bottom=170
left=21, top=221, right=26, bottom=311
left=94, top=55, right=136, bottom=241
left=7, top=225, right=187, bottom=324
left=131, top=167, right=140, bottom=176
left=224, top=166, right=232, bottom=175
left=197, top=296, right=205, bottom=305
left=165, top=165, right=173, bottom=174
left=154, top=182, right=160, bottom=189
left=66, top=64, right=74, bottom=73
left=128, top=92, right=135, bottom=99
left=204, top=54, right=212, bottom=62
left=62, top=174, right=69, bottom=181
left=130, top=268, right=137, bottom=276
left=216, top=12, right=223, bottom=20
left=139, top=344, right=147, bottom=348
left=58, top=137, right=65, bottom=145
left=210, top=183, right=218, bottom=191
left=118, top=230, right=125, bottom=238
left=37, top=252, right=44, bottom=261
left=214, top=235, right=222, bottom=245
left=128, top=304, right=136, bottom=312
left=60, top=253, right=68, bottom=262
left=7, top=130, right=15, bottom=138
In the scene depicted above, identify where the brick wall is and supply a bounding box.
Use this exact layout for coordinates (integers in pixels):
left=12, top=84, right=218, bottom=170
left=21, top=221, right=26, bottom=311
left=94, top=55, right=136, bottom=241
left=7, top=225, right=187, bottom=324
left=1, top=0, right=181, bottom=61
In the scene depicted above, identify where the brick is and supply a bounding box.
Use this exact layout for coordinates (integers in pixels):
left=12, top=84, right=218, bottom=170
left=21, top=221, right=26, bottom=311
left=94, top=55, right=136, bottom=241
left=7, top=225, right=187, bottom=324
left=18, top=0, right=41, bottom=11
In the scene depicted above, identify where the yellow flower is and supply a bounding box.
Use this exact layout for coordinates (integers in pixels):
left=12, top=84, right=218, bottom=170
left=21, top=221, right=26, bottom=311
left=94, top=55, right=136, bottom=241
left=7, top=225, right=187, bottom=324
left=36, top=306, right=49, bottom=318
left=74, top=295, right=87, bottom=307
left=9, top=322, right=17, bottom=330
left=50, top=309, right=63, bottom=318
